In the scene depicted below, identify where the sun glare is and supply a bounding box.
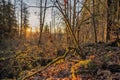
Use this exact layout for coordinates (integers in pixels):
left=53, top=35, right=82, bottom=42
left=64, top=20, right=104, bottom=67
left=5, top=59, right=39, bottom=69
left=27, top=28, right=31, bottom=32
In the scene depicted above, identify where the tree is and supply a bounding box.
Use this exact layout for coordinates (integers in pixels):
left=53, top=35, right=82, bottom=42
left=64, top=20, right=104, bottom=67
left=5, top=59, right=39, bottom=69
left=106, top=0, right=120, bottom=42
left=92, top=0, right=97, bottom=43
left=22, top=4, right=29, bottom=39
left=20, top=0, right=23, bottom=38
left=44, top=23, right=49, bottom=33
left=38, top=0, right=48, bottom=46
left=51, top=0, right=88, bottom=58
left=0, top=0, right=17, bottom=39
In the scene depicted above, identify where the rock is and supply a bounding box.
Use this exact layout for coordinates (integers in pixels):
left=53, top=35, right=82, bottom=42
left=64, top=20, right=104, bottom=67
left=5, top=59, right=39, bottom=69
left=96, top=69, right=111, bottom=80
left=102, top=64, right=120, bottom=73
left=112, top=73, right=120, bottom=80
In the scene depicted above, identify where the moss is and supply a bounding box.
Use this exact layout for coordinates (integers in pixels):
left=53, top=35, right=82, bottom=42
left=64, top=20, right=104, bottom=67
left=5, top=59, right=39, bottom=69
left=71, top=59, right=92, bottom=78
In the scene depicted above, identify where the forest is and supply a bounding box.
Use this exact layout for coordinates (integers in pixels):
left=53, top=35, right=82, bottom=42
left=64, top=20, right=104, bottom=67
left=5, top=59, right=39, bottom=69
left=0, top=0, right=120, bottom=80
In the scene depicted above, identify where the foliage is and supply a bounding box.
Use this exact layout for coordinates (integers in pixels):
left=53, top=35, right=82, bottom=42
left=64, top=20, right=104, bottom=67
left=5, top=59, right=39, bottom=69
left=0, top=0, right=17, bottom=39
left=0, top=42, right=43, bottom=79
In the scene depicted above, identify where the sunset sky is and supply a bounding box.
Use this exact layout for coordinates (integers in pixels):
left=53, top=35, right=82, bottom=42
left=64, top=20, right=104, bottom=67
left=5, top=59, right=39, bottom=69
left=23, top=0, right=52, bottom=28
left=10, top=0, right=53, bottom=30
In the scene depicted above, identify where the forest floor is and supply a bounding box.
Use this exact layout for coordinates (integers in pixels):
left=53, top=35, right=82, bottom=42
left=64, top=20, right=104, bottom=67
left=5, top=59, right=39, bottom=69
left=0, top=39, right=120, bottom=80
left=27, top=42, right=120, bottom=80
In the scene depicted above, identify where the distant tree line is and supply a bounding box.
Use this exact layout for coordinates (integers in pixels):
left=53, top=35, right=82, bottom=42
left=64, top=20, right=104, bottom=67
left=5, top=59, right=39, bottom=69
left=0, top=0, right=29, bottom=40
left=0, top=0, right=17, bottom=39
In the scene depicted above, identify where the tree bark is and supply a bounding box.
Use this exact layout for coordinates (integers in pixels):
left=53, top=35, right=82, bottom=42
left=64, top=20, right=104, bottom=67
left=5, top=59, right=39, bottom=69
left=92, top=0, right=97, bottom=43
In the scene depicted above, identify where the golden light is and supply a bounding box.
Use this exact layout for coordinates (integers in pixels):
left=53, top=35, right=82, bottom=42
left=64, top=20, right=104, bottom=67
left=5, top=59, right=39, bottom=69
left=26, top=28, right=32, bottom=38
left=26, top=28, right=31, bottom=32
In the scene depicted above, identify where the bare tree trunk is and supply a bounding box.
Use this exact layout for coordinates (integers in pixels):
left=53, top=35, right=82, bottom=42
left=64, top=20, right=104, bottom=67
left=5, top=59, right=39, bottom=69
left=73, top=0, right=76, bottom=34
left=116, top=0, right=119, bottom=40
left=17, top=11, right=20, bottom=36
left=92, top=0, right=97, bottom=43
left=42, top=0, right=47, bottom=32
left=20, top=0, right=23, bottom=38
left=38, top=0, right=47, bottom=46
left=53, top=11, right=55, bottom=38
left=117, top=0, right=119, bottom=22
left=76, top=0, right=80, bottom=44
left=54, top=0, right=86, bottom=58
left=106, top=0, right=111, bottom=42
left=38, top=0, right=42, bottom=45
left=69, top=0, right=71, bottom=25
left=49, top=21, right=51, bottom=34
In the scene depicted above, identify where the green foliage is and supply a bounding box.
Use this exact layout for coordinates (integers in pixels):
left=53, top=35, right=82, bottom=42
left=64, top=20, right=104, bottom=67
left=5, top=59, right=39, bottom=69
left=0, top=0, right=17, bottom=39
left=0, top=43, right=43, bottom=79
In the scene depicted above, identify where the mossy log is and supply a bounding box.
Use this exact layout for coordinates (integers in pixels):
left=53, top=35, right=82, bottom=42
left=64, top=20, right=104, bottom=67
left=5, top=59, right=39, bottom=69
left=19, top=48, right=70, bottom=80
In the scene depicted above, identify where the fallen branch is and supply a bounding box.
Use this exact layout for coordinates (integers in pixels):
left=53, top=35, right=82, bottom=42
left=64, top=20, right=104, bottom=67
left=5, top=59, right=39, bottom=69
left=19, top=48, right=70, bottom=80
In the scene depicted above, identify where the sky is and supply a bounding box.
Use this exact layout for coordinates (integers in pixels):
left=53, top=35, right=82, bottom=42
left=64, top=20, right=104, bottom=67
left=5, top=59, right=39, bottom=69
left=8, top=0, right=83, bottom=33
left=23, top=0, right=52, bottom=29
left=10, top=0, right=83, bottom=31
left=28, top=7, right=52, bottom=28
left=10, top=0, right=53, bottom=30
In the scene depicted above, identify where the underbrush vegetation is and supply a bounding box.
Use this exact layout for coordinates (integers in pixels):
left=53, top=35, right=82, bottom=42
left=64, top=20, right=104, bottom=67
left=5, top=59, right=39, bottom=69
left=0, top=38, right=120, bottom=80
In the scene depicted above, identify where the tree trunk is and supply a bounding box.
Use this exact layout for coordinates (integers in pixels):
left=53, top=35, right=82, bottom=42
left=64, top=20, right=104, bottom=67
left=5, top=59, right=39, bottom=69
left=92, top=0, right=97, bottom=43
left=20, top=0, right=23, bottom=38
